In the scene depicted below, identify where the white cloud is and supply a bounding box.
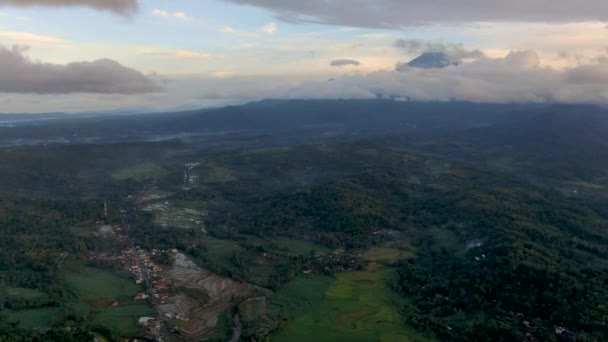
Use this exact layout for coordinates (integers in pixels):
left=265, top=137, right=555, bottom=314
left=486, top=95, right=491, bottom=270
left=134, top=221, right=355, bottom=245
left=0, top=31, right=66, bottom=44
left=140, top=48, right=210, bottom=60
left=152, top=8, right=168, bottom=17
left=210, top=71, right=236, bottom=78
left=220, top=26, right=236, bottom=33
left=152, top=9, right=189, bottom=20
left=173, top=11, right=189, bottom=20
left=218, top=26, right=257, bottom=37
left=179, top=50, right=608, bottom=105
left=175, top=50, right=209, bottom=59
left=262, top=22, right=278, bottom=35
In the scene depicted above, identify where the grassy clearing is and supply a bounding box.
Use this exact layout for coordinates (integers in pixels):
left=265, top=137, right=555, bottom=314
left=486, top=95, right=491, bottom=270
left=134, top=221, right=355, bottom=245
left=363, top=248, right=403, bottom=264
left=242, top=146, right=293, bottom=155
left=201, top=162, right=237, bottom=183
left=427, top=227, right=467, bottom=257
left=66, top=268, right=140, bottom=302
left=92, top=304, right=155, bottom=336
left=5, top=268, right=150, bottom=335
left=66, top=268, right=152, bottom=337
left=205, top=236, right=239, bottom=269
left=271, top=266, right=431, bottom=342
left=272, top=237, right=331, bottom=256
left=7, top=307, right=62, bottom=330
left=270, top=275, right=334, bottom=316
left=112, top=162, right=168, bottom=181
left=2, top=287, right=47, bottom=300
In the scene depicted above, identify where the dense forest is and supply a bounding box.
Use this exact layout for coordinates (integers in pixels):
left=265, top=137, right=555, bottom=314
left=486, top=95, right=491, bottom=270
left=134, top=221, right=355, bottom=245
left=1, top=101, right=608, bottom=341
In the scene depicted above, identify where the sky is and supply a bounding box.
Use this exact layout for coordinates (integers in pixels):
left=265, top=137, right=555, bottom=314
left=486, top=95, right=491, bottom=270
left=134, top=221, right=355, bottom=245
left=0, top=0, right=608, bottom=112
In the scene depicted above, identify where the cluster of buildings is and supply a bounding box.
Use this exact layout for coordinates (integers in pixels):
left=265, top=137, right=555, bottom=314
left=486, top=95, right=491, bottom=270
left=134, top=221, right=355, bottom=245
left=138, top=316, right=162, bottom=338
left=128, top=247, right=175, bottom=302
left=303, top=248, right=362, bottom=274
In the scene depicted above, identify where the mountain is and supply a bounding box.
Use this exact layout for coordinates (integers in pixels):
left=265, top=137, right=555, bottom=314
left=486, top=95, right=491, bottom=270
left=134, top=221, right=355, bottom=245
left=0, top=100, right=592, bottom=147
left=406, top=52, right=458, bottom=69
left=425, top=107, right=608, bottom=181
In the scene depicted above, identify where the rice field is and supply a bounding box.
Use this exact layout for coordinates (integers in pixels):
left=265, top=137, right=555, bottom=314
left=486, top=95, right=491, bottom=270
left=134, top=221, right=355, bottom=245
left=271, top=266, right=432, bottom=342
left=66, top=268, right=153, bottom=337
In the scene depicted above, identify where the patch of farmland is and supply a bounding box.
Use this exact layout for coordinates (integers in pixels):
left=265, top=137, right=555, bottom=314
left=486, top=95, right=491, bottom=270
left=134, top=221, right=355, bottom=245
left=162, top=266, right=268, bottom=341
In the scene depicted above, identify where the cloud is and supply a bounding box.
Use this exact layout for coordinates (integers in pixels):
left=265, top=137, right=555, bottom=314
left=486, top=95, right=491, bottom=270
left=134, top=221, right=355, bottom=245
left=220, top=23, right=278, bottom=37
left=152, top=9, right=190, bottom=20
left=219, top=26, right=236, bottom=33
left=190, top=50, right=607, bottom=104
left=173, top=12, right=188, bottom=20
left=175, top=50, right=209, bottom=59
left=330, top=59, right=361, bottom=67
left=140, top=48, right=210, bottom=59
left=566, top=63, right=608, bottom=84
left=0, top=45, right=161, bottom=94
left=261, top=22, right=278, bottom=34
left=0, top=31, right=66, bottom=44
left=152, top=8, right=168, bottom=17
left=395, top=39, right=485, bottom=60
left=1, top=0, right=138, bottom=15
left=221, top=0, right=608, bottom=28
left=209, top=71, right=236, bottom=78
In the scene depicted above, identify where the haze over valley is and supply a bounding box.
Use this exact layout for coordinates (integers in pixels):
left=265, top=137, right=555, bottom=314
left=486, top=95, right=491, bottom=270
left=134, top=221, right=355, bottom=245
left=1, top=1, right=608, bottom=342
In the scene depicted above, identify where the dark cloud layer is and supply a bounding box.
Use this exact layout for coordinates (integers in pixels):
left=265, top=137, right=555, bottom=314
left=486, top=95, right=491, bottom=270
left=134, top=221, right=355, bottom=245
left=330, top=59, right=360, bottom=67
left=0, top=0, right=138, bottom=14
left=222, top=0, right=608, bottom=28
left=0, top=45, right=161, bottom=94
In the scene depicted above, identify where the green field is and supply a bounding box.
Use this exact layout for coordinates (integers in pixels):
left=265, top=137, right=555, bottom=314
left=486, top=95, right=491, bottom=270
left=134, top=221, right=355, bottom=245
left=5, top=268, right=154, bottom=336
left=363, top=248, right=405, bottom=264
left=91, top=304, right=155, bottom=336
left=205, top=236, right=239, bottom=269
left=427, top=227, right=467, bottom=257
left=7, top=307, right=62, bottom=330
left=67, top=268, right=141, bottom=301
left=66, top=268, right=153, bottom=337
left=271, top=268, right=432, bottom=342
left=272, top=237, right=331, bottom=256
left=242, top=146, right=293, bottom=155
left=2, top=287, right=47, bottom=301
left=112, top=162, right=168, bottom=181
left=201, top=162, right=237, bottom=183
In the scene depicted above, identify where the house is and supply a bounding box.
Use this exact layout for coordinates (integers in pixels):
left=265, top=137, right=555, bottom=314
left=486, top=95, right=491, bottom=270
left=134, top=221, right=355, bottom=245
left=134, top=293, right=149, bottom=301
left=138, top=317, right=155, bottom=325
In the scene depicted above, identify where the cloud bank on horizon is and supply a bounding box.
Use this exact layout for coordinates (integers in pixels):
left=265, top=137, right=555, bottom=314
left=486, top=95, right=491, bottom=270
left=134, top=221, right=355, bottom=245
left=192, top=50, right=608, bottom=105
left=0, top=45, right=161, bottom=94
left=0, top=0, right=607, bottom=111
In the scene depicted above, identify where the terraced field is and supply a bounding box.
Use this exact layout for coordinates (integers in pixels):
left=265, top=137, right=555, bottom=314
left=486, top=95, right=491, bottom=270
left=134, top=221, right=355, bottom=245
left=163, top=266, right=267, bottom=340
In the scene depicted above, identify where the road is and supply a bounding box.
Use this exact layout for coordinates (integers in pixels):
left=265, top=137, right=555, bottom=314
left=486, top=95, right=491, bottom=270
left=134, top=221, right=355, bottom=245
left=229, top=314, right=242, bottom=342
left=121, top=209, right=173, bottom=342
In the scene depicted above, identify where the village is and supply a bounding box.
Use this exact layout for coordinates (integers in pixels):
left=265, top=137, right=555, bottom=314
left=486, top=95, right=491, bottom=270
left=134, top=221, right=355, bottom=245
left=89, top=222, right=184, bottom=340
